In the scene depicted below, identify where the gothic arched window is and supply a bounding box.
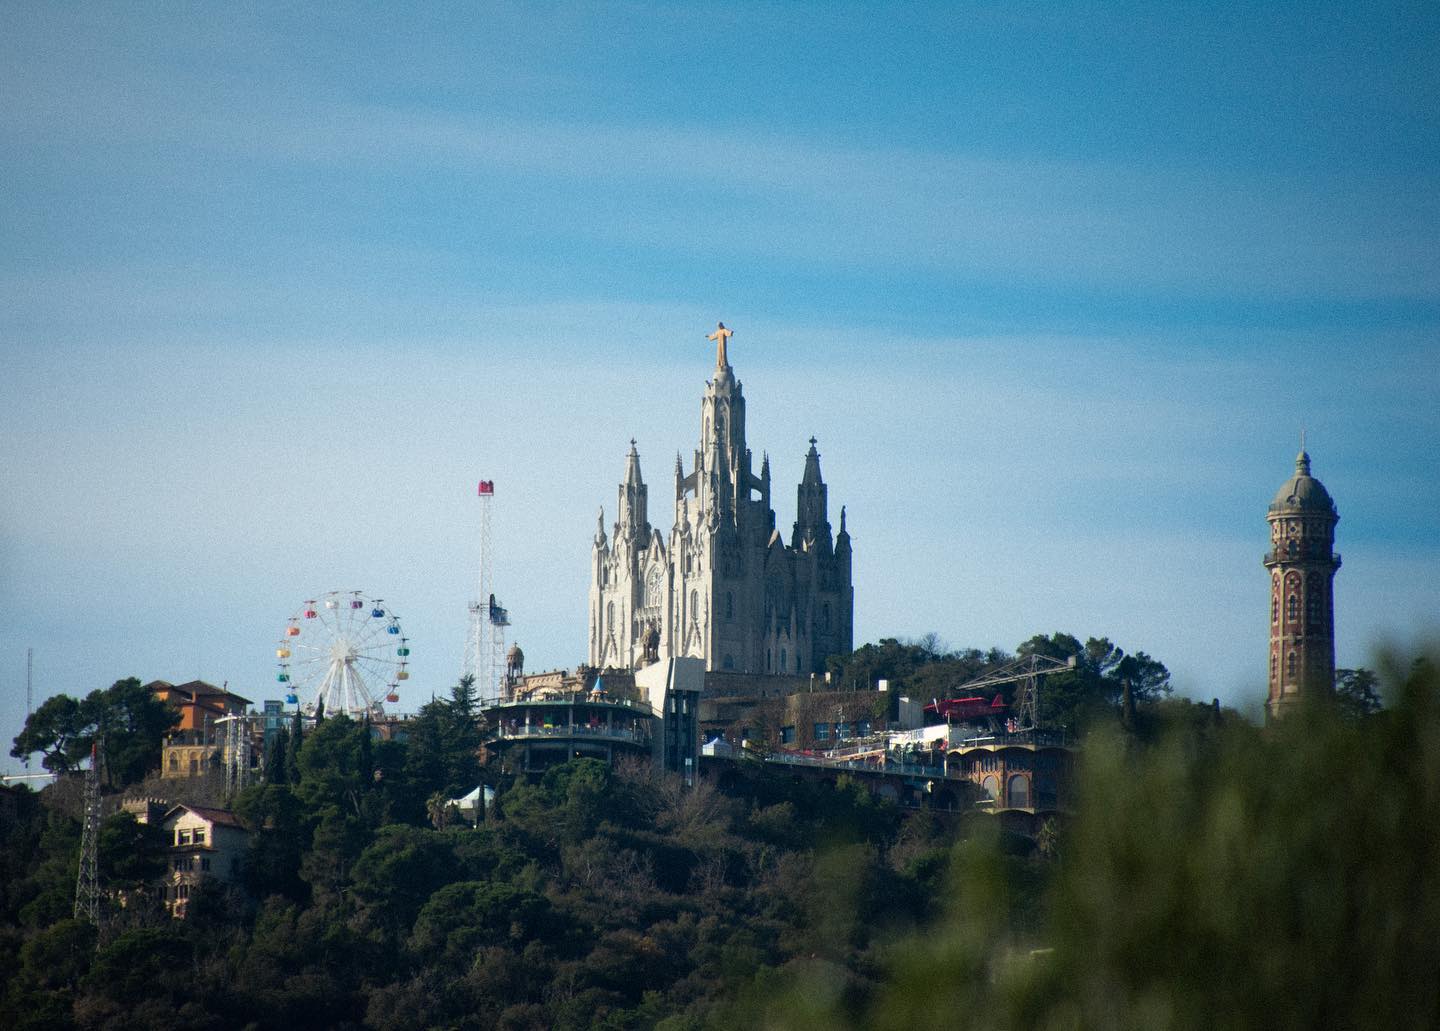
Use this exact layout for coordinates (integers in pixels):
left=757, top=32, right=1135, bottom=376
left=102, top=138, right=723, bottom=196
left=1007, top=775, right=1030, bottom=808
left=1287, top=595, right=1299, bottom=621
left=1272, top=595, right=1279, bottom=623
left=606, top=601, right=614, bottom=632
left=1307, top=590, right=1321, bottom=625
left=1286, top=652, right=1297, bottom=678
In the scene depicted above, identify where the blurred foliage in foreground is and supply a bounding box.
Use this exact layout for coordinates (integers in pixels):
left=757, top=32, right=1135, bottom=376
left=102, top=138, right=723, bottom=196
left=734, top=650, right=1440, bottom=1030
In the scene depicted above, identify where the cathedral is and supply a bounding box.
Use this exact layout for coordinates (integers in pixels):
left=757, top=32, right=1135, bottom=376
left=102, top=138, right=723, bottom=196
left=588, top=324, right=853, bottom=675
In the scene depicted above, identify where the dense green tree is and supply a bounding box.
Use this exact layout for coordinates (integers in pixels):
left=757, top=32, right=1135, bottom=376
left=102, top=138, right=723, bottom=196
left=232, top=783, right=308, bottom=902
left=350, top=824, right=460, bottom=943
left=9, top=678, right=178, bottom=787
left=284, top=708, right=303, bottom=784
left=263, top=725, right=289, bottom=784
left=1336, top=666, right=1383, bottom=719
left=1, top=918, right=96, bottom=1031
left=96, top=811, right=168, bottom=891
left=404, top=677, right=485, bottom=800
left=1019, top=632, right=1171, bottom=731
left=409, top=880, right=553, bottom=970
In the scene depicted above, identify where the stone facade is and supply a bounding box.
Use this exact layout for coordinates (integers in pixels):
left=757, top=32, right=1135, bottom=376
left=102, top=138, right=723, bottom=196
left=157, top=804, right=248, bottom=918
left=589, top=334, right=853, bottom=675
left=1263, top=449, right=1341, bottom=719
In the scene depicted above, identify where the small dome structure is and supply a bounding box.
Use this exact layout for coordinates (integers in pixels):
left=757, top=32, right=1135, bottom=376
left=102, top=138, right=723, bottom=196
left=1269, top=450, right=1336, bottom=514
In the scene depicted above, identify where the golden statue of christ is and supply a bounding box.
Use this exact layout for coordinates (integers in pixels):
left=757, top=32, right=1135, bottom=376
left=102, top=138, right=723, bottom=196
left=706, top=322, right=733, bottom=369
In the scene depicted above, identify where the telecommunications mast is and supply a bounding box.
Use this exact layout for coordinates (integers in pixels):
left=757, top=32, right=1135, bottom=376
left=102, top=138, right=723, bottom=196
left=462, top=480, right=510, bottom=702
left=75, top=740, right=102, bottom=926
left=24, top=648, right=33, bottom=769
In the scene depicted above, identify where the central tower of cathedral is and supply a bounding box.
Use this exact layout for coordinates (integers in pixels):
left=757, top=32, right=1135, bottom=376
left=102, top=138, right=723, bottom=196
left=589, top=326, right=853, bottom=675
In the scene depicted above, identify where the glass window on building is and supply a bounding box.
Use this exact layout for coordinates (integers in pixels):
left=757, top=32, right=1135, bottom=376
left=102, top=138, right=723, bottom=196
left=781, top=725, right=795, bottom=744
left=814, top=723, right=830, bottom=742
left=857, top=719, right=872, bottom=737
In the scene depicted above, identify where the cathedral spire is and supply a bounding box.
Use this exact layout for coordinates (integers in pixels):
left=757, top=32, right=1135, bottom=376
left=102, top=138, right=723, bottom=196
left=800, top=437, right=822, bottom=485
left=792, top=437, right=830, bottom=550
left=617, top=440, right=649, bottom=539
left=624, top=439, right=642, bottom=486
left=594, top=506, right=607, bottom=547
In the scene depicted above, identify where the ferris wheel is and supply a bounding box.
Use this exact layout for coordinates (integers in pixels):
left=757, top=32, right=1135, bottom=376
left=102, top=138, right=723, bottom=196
left=275, top=590, right=410, bottom=716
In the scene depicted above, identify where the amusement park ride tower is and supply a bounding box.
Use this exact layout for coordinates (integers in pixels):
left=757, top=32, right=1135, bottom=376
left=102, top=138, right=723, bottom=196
left=463, top=480, right=511, bottom=702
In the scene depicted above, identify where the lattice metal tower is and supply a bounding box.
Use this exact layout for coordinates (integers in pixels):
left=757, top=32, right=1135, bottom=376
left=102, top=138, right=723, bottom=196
left=219, top=713, right=252, bottom=799
left=463, top=480, right=510, bottom=702
left=74, top=740, right=102, bottom=925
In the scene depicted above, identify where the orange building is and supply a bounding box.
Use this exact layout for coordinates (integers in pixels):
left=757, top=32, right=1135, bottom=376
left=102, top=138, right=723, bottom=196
left=146, top=680, right=253, bottom=778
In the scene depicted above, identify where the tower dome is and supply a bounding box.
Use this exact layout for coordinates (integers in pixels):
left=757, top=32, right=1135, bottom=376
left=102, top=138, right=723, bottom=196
left=1269, top=450, right=1336, bottom=514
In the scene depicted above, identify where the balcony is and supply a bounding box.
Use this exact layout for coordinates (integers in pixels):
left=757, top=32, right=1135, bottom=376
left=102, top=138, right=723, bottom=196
left=489, top=723, right=651, bottom=746
left=949, top=729, right=1072, bottom=752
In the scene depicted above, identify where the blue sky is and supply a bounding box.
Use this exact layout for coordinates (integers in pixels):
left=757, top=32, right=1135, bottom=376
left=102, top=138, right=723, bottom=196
left=3, top=3, right=1438, bottom=766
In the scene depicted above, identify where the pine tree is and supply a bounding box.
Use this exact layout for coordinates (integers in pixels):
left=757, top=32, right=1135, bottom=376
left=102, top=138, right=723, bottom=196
left=265, top=726, right=289, bottom=784
left=285, top=709, right=303, bottom=784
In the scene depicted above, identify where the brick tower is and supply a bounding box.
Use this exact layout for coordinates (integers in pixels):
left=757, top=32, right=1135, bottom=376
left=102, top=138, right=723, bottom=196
left=1263, top=448, right=1341, bottom=719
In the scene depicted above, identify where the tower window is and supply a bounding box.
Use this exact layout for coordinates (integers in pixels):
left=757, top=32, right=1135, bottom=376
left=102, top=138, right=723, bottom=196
left=1286, top=652, right=1297, bottom=679
left=780, top=648, right=787, bottom=671
left=1307, top=592, right=1321, bottom=624
left=1272, top=596, right=1278, bottom=623
left=1271, top=655, right=1278, bottom=680
left=1008, top=775, right=1031, bottom=809
left=1287, top=595, right=1298, bottom=622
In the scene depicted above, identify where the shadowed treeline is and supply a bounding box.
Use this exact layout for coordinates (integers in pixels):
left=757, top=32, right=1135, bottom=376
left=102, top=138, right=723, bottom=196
left=723, top=650, right=1440, bottom=1030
